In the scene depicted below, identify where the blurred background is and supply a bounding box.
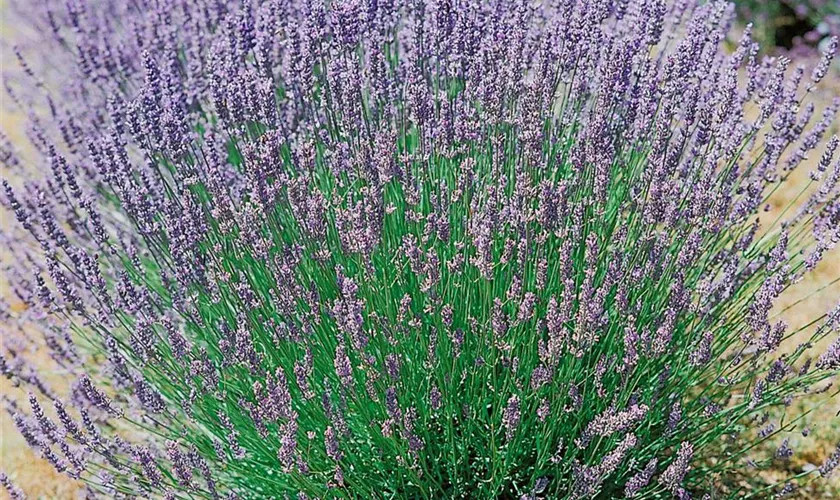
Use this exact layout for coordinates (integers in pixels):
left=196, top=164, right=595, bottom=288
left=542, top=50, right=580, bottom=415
left=0, top=1, right=838, bottom=498
left=734, top=0, right=839, bottom=54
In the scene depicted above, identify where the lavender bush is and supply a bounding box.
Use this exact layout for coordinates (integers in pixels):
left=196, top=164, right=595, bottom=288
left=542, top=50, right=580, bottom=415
left=1, top=0, right=839, bottom=498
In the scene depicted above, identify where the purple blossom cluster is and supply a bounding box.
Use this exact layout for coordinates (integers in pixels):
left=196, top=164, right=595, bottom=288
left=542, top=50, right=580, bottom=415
left=0, top=0, right=838, bottom=498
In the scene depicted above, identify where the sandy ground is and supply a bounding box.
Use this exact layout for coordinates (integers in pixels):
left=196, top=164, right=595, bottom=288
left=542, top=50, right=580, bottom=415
left=0, top=7, right=838, bottom=500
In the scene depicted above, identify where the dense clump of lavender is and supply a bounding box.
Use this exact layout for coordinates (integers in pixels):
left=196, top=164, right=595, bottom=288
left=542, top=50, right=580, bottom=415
left=1, top=0, right=839, bottom=498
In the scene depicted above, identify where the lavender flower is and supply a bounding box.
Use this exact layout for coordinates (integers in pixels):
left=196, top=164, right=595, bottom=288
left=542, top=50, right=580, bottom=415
left=0, top=472, right=25, bottom=500
left=133, top=446, right=163, bottom=489
left=659, top=442, right=693, bottom=495
left=817, top=337, right=840, bottom=370
left=0, top=0, right=836, bottom=498
left=689, top=331, right=713, bottom=366
left=277, top=416, right=299, bottom=473
left=74, top=375, right=121, bottom=417
left=812, top=37, right=838, bottom=85
left=334, top=342, right=353, bottom=387
left=625, top=458, right=658, bottom=497
left=578, top=404, right=649, bottom=447
left=166, top=441, right=193, bottom=487
left=775, top=438, right=794, bottom=460
left=429, top=386, right=442, bottom=411
left=820, top=442, right=840, bottom=477
left=502, top=395, right=521, bottom=441
left=324, top=425, right=342, bottom=462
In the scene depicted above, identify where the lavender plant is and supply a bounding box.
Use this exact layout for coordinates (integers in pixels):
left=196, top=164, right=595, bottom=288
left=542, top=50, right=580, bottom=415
left=1, top=0, right=839, bottom=498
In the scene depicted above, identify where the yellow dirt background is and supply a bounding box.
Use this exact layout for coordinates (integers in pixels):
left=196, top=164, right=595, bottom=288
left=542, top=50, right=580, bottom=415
left=0, top=3, right=838, bottom=499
